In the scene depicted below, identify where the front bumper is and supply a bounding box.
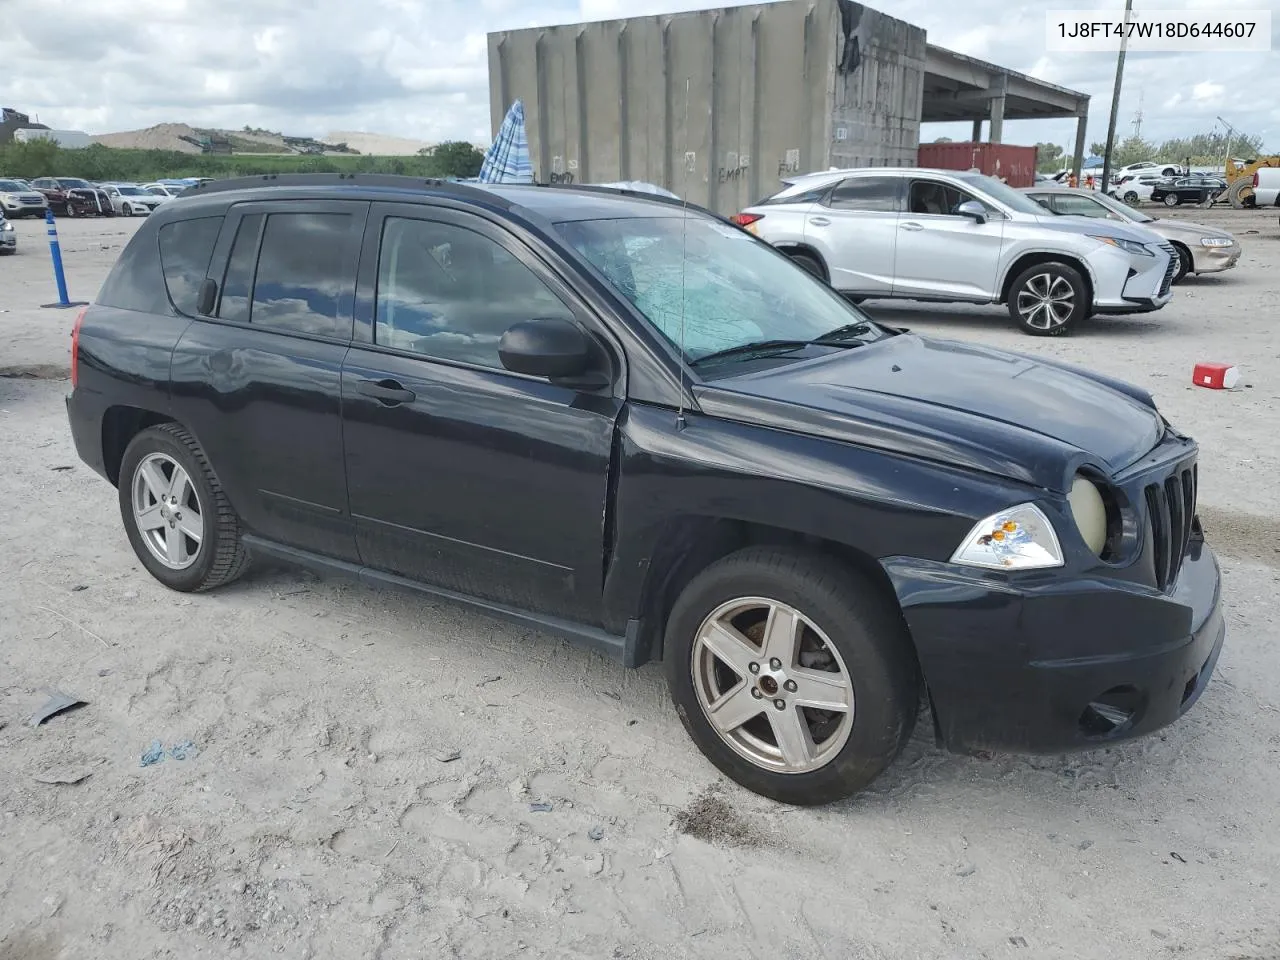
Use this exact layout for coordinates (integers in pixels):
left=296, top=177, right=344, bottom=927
left=1087, top=242, right=1175, bottom=314
left=1191, top=243, right=1241, bottom=274
left=882, top=538, right=1225, bottom=755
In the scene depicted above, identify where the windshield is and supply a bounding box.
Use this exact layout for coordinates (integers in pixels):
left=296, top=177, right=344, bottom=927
left=56, top=178, right=93, bottom=189
left=955, top=174, right=1051, bottom=216
left=0, top=180, right=28, bottom=191
left=1089, top=190, right=1154, bottom=222
left=555, top=215, right=886, bottom=365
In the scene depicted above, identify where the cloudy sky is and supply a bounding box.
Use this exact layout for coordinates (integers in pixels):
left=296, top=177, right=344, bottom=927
left=2, top=0, right=1276, bottom=153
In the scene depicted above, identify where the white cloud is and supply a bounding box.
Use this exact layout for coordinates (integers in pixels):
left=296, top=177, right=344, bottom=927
left=0, top=0, right=1273, bottom=152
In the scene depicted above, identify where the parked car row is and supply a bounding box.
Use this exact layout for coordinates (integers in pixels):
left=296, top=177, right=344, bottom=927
left=0, top=176, right=208, bottom=219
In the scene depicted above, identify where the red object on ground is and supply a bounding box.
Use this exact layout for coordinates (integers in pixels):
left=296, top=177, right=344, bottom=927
left=916, top=142, right=1039, bottom=188
left=1192, top=362, right=1240, bottom=390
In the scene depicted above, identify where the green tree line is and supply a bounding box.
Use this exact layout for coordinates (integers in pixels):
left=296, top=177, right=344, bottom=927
left=0, top=139, right=486, bottom=182
left=1034, top=129, right=1270, bottom=173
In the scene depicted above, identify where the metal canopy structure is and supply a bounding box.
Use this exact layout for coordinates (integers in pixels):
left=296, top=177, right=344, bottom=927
left=924, top=45, right=1091, bottom=176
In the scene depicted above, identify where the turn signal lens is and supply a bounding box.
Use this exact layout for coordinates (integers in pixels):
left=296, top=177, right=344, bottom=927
left=951, top=504, right=1064, bottom=571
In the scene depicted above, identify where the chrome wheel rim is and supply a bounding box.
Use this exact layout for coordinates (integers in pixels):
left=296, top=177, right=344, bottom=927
left=691, top=597, right=855, bottom=775
left=131, top=453, right=204, bottom=570
left=1016, top=272, right=1075, bottom=330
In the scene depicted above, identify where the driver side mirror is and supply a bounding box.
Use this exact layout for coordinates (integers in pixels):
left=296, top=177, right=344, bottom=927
left=499, top=317, right=607, bottom=389
left=956, top=200, right=988, bottom=223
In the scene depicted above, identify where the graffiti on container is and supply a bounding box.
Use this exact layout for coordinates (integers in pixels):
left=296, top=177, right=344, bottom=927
left=717, top=152, right=751, bottom=183
left=549, top=171, right=575, bottom=184
left=777, top=148, right=802, bottom=177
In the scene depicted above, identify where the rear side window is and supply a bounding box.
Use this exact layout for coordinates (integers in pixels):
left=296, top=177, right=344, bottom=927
left=158, top=216, right=223, bottom=315
left=217, top=211, right=357, bottom=338
left=826, top=177, right=901, bottom=212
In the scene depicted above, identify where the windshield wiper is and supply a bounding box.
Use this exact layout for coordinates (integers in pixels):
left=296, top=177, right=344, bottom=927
left=811, top=322, right=878, bottom=345
left=689, top=339, right=812, bottom=367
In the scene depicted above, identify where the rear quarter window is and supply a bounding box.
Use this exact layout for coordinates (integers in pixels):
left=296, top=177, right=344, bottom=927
left=158, top=216, right=224, bottom=315
left=95, top=227, right=171, bottom=315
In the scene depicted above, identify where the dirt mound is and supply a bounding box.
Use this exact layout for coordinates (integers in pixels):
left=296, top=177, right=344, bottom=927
left=91, top=123, right=203, bottom=153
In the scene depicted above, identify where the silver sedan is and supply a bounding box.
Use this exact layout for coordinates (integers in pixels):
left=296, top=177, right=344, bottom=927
left=1022, top=185, right=1240, bottom=283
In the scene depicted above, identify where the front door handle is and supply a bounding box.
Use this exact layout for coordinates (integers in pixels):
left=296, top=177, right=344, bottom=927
left=808, top=216, right=831, bottom=226
left=357, top=378, right=416, bottom=406
left=899, top=221, right=924, bottom=231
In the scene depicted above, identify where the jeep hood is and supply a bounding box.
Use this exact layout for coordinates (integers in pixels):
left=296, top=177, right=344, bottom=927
left=695, top=334, right=1164, bottom=491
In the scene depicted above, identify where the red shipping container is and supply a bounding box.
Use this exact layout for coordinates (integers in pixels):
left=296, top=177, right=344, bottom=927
left=916, top=141, right=1039, bottom=188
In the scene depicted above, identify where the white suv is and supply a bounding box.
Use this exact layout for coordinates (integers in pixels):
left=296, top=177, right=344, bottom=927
left=735, top=168, right=1177, bottom=336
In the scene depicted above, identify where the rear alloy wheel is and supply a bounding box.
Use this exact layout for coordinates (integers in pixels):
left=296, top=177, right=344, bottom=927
left=1163, top=193, right=1181, bottom=207
left=1172, top=245, right=1192, bottom=283
left=119, top=423, right=251, bottom=592
left=664, top=547, right=919, bottom=805
left=787, top=250, right=826, bottom=282
left=1008, top=262, right=1087, bottom=336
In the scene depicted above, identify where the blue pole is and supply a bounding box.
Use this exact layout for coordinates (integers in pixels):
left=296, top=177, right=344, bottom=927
left=47, top=209, right=70, bottom=305
left=40, top=209, right=86, bottom=310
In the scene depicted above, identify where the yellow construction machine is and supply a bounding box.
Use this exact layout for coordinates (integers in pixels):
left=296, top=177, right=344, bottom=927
left=1223, top=156, right=1280, bottom=208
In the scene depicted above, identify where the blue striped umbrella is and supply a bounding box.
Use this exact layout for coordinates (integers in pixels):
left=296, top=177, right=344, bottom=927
left=478, top=100, right=534, bottom=184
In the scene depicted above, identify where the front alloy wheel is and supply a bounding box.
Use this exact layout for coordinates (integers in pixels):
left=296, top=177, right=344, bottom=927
left=1008, top=262, right=1086, bottom=336
left=692, top=598, right=854, bottom=774
left=664, top=547, right=919, bottom=805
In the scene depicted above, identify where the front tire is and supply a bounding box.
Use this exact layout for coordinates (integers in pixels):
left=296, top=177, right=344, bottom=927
left=118, top=423, right=251, bottom=592
left=664, top=547, right=919, bottom=806
left=1007, top=261, right=1088, bottom=336
left=1172, top=245, right=1192, bottom=283
left=1123, top=191, right=1140, bottom=205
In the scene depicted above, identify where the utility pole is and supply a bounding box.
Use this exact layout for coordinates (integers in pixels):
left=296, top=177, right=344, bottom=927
left=1100, top=0, right=1134, bottom=194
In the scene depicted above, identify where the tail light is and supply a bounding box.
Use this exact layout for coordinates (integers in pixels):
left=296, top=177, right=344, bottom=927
left=1254, top=172, right=1260, bottom=187
left=70, top=305, right=87, bottom=387
left=729, top=212, right=763, bottom=235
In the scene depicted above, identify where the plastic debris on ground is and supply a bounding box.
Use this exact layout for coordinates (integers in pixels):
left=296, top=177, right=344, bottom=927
left=29, top=692, right=88, bottom=727
left=141, top=740, right=198, bottom=767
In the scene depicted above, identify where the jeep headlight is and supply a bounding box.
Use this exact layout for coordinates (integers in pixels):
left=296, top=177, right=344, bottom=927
left=1067, top=474, right=1108, bottom=555
left=951, top=504, right=1064, bottom=571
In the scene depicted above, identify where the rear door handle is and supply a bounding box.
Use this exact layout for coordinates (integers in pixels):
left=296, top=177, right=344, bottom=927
left=808, top=216, right=831, bottom=226
left=357, top=378, right=416, bottom=406
left=899, top=221, right=924, bottom=231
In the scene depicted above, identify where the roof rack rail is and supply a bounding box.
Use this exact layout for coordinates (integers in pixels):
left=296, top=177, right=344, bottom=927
left=183, top=173, right=515, bottom=209
left=534, top=181, right=731, bottom=222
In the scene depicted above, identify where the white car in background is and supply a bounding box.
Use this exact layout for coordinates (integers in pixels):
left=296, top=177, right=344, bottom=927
left=103, top=183, right=165, bottom=216
left=1251, top=167, right=1280, bottom=208
left=142, top=182, right=186, bottom=200
left=1110, top=161, right=1182, bottom=187
left=1112, top=173, right=1168, bottom=204
left=734, top=167, right=1177, bottom=337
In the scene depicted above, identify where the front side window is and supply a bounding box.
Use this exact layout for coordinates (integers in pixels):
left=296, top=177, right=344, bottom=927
left=827, top=177, right=901, bottom=212
left=219, top=212, right=357, bottom=338
left=908, top=180, right=980, bottom=217
left=374, top=217, right=573, bottom=369
left=557, top=215, right=886, bottom=365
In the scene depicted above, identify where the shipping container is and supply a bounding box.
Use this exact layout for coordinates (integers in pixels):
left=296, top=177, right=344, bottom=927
left=487, top=0, right=926, bottom=217
left=917, top=141, right=1037, bottom=188
left=13, top=127, right=91, bottom=149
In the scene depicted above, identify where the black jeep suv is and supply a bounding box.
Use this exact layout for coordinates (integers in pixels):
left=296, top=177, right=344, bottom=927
left=66, top=174, right=1225, bottom=804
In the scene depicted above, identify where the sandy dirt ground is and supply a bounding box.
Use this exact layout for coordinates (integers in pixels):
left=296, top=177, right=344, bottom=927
left=1, top=205, right=1279, bottom=960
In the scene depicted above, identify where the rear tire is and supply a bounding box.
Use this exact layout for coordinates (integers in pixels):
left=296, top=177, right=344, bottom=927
left=787, top=250, right=827, bottom=282
left=118, top=423, right=251, bottom=593
left=1163, top=193, right=1181, bottom=207
left=663, top=546, right=919, bottom=806
left=1007, top=261, right=1088, bottom=337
